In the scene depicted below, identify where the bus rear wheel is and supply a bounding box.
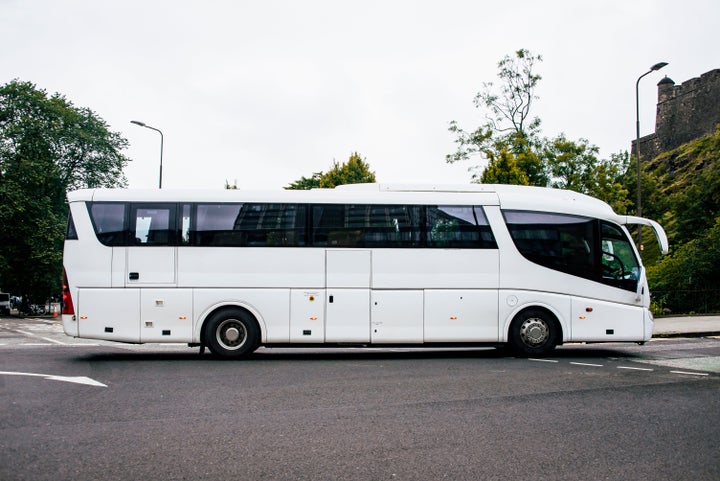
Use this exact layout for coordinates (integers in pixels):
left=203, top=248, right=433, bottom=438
left=508, top=309, right=559, bottom=357
left=204, top=308, right=260, bottom=359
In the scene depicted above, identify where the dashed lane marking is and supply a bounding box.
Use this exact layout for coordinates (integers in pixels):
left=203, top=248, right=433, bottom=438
left=617, top=366, right=654, bottom=372
left=528, top=358, right=712, bottom=377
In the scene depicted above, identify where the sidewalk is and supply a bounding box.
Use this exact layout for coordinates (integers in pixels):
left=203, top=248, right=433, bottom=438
left=653, top=315, right=720, bottom=338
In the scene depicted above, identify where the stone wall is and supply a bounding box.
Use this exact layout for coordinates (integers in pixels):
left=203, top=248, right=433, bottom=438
left=631, top=68, right=720, bottom=160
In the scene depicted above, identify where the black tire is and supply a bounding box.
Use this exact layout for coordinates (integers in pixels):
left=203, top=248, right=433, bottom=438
left=508, top=309, right=559, bottom=357
left=203, top=308, right=260, bottom=359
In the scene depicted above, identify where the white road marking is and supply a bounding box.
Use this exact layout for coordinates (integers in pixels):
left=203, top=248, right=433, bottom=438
left=0, top=370, right=107, bottom=387
left=670, top=370, right=709, bottom=377
left=617, top=366, right=654, bottom=371
left=528, top=358, right=559, bottom=363
left=570, top=362, right=604, bottom=367
left=14, top=329, right=68, bottom=344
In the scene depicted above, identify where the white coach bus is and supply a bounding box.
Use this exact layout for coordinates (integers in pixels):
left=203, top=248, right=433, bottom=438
left=61, top=184, right=668, bottom=358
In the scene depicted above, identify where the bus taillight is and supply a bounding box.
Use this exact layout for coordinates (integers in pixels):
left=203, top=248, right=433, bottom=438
left=62, top=269, right=74, bottom=315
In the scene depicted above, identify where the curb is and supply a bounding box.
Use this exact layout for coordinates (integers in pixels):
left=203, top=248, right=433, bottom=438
left=653, top=331, right=720, bottom=339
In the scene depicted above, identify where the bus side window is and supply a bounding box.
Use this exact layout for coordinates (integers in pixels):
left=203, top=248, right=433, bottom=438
left=504, top=210, right=597, bottom=281
left=88, top=202, right=128, bottom=246
left=427, top=206, right=497, bottom=249
left=132, top=205, right=176, bottom=246
left=181, top=204, right=191, bottom=245
left=66, top=210, right=78, bottom=240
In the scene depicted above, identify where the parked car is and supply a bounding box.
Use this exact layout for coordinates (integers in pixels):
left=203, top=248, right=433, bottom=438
left=0, top=292, right=10, bottom=315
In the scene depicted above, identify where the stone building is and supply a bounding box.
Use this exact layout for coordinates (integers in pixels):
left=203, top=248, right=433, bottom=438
left=632, top=68, right=720, bottom=160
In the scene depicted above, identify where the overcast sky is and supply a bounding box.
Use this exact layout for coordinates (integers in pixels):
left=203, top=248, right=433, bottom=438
left=2, top=0, right=718, bottom=190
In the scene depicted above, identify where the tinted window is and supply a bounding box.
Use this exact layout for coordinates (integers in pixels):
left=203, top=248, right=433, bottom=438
left=312, top=204, right=423, bottom=248
left=194, top=203, right=305, bottom=247
left=311, top=204, right=496, bottom=248
left=132, top=204, right=176, bottom=246
left=504, top=211, right=597, bottom=279
left=85, top=201, right=498, bottom=250
left=504, top=210, right=640, bottom=291
left=66, top=211, right=78, bottom=240
left=180, top=204, right=191, bottom=245
left=427, top=206, right=497, bottom=249
left=601, top=222, right=640, bottom=290
left=88, top=203, right=127, bottom=246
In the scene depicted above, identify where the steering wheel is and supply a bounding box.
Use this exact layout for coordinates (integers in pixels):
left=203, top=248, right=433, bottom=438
left=602, top=251, right=627, bottom=279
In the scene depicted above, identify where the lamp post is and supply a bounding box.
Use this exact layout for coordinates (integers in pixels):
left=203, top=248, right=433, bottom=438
left=131, top=120, right=164, bottom=189
left=635, top=61, right=668, bottom=253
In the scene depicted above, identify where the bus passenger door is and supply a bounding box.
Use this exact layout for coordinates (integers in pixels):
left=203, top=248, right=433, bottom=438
left=325, top=250, right=371, bottom=343
left=125, top=204, right=177, bottom=286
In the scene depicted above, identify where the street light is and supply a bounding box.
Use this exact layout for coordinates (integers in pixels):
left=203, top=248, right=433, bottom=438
left=635, top=61, right=668, bottom=253
left=131, top=120, right=164, bottom=189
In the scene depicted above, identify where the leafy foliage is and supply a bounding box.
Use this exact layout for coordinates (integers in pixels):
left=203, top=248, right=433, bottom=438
left=641, top=126, right=720, bottom=313
left=0, top=80, right=129, bottom=302
left=286, top=152, right=376, bottom=190
left=649, top=217, right=720, bottom=314
left=447, top=49, right=546, bottom=185
left=447, top=49, right=629, bottom=212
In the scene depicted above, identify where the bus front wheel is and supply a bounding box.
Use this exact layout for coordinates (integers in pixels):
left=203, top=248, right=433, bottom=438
left=204, top=308, right=260, bottom=359
left=508, top=309, right=559, bottom=357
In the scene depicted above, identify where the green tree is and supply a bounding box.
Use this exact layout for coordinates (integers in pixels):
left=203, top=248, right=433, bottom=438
left=0, top=80, right=129, bottom=302
left=479, top=146, right=529, bottom=185
left=285, top=172, right=323, bottom=190
left=544, top=136, right=631, bottom=213
left=286, top=152, right=376, bottom=190
left=648, top=217, right=720, bottom=314
left=447, top=48, right=630, bottom=212
left=448, top=49, right=547, bottom=186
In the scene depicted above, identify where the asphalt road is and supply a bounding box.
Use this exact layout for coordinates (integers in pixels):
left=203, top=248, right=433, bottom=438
left=1, top=317, right=719, bottom=481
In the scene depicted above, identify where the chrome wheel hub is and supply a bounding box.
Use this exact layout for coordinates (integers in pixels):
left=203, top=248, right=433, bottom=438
left=519, top=317, right=549, bottom=347
left=217, top=319, right=247, bottom=350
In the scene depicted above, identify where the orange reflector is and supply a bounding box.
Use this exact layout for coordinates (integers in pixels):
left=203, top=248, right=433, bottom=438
left=179, top=316, right=187, bottom=320
left=579, top=315, right=586, bottom=320
left=450, top=316, right=457, bottom=320
left=80, top=316, right=88, bottom=320
left=310, top=317, right=318, bottom=321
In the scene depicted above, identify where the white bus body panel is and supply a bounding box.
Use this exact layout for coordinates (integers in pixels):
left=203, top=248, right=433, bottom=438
left=77, top=288, right=140, bottom=342
left=371, top=290, right=424, bottom=343
left=371, top=249, right=499, bottom=289
left=570, top=297, right=645, bottom=341
left=289, top=289, right=325, bottom=342
left=325, top=289, right=371, bottom=342
left=424, top=290, right=499, bottom=342
left=127, top=247, right=176, bottom=285
left=178, top=248, right=324, bottom=288
left=140, top=289, right=192, bottom=342
left=325, top=250, right=371, bottom=342
left=326, top=250, right=371, bottom=288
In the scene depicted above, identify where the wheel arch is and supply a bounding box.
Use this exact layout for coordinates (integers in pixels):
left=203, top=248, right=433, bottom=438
left=197, top=302, right=266, bottom=346
left=502, top=303, right=565, bottom=345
